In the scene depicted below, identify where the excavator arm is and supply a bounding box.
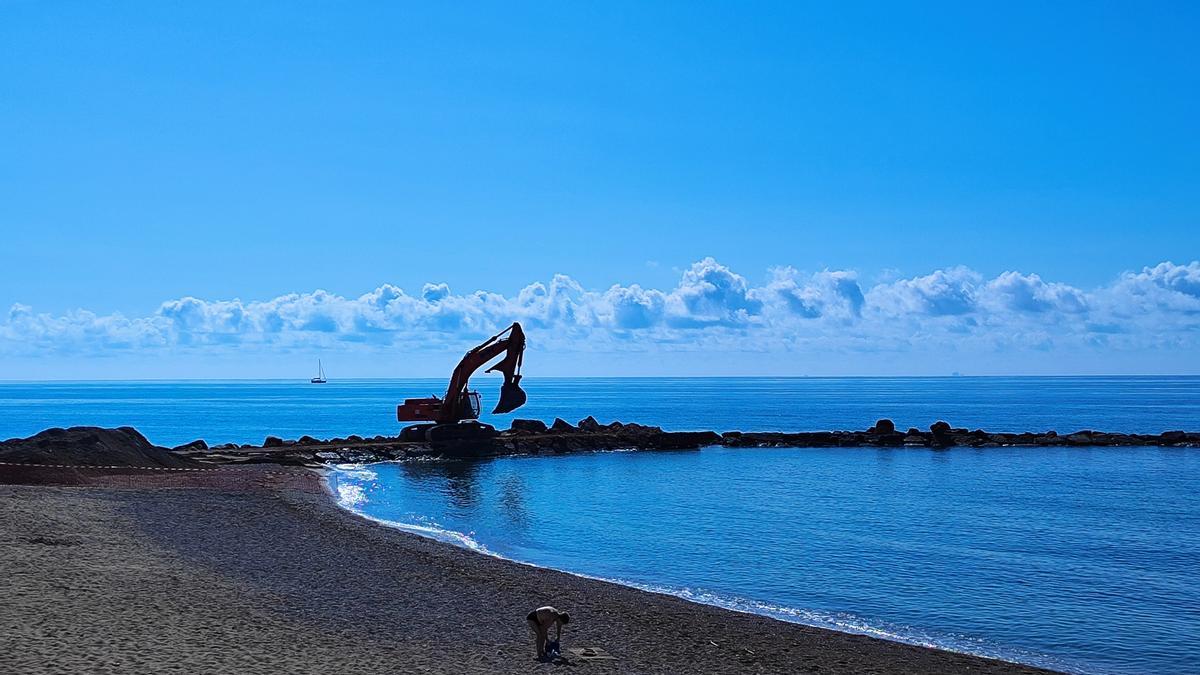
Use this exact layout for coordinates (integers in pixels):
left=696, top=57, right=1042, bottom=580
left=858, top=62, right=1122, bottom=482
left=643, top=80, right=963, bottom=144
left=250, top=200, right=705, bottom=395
left=438, top=322, right=526, bottom=422
left=396, top=322, right=527, bottom=425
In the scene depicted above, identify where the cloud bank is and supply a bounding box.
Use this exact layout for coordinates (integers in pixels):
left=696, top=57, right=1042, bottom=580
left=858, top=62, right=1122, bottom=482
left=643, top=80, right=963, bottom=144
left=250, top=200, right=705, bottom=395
left=4, top=259, right=1200, bottom=373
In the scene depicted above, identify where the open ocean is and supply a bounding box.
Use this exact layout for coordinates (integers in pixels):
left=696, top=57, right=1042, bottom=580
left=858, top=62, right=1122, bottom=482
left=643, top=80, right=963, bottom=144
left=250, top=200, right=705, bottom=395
left=4, top=376, right=1200, bottom=673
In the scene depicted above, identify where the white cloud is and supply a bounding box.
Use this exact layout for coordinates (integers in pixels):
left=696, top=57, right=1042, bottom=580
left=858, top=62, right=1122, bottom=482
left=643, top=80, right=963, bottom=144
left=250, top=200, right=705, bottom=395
left=867, top=266, right=981, bottom=316
left=980, top=272, right=1088, bottom=314
left=755, top=268, right=865, bottom=320
left=4, top=259, right=1200, bottom=368
left=1102, top=261, right=1200, bottom=317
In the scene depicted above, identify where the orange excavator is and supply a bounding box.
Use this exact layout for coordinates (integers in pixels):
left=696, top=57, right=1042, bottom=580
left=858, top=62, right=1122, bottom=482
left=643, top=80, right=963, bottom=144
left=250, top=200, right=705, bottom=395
left=396, top=322, right=527, bottom=443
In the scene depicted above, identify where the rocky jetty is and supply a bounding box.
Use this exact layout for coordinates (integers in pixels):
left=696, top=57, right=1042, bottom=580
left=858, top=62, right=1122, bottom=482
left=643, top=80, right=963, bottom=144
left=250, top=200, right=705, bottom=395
left=166, top=417, right=1199, bottom=467
left=2, top=420, right=1196, bottom=470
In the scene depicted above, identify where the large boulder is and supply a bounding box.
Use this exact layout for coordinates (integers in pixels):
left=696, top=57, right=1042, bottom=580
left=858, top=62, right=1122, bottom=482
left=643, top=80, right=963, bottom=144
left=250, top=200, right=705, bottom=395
left=577, top=416, right=602, bottom=432
left=0, top=427, right=197, bottom=468
left=550, top=418, right=576, bottom=433
left=869, top=419, right=896, bottom=434
left=510, top=419, right=548, bottom=434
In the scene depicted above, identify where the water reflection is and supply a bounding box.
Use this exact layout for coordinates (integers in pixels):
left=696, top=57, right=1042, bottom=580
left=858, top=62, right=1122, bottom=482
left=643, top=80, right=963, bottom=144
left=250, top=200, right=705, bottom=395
left=399, top=459, right=486, bottom=510
left=497, top=473, right=530, bottom=530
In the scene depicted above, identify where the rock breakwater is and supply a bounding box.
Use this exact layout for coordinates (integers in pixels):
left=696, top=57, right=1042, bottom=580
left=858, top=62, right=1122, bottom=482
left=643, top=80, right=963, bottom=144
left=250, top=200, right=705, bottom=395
left=169, top=417, right=1199, bottom=467
left=4, top=420, right=1197, bottom=470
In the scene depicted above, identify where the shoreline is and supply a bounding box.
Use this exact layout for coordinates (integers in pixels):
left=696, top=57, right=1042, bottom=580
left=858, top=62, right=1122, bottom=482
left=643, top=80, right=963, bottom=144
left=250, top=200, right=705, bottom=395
left=2, top=463, right=1059, bottom=674
left=324, top=460, right=1073, bottom=672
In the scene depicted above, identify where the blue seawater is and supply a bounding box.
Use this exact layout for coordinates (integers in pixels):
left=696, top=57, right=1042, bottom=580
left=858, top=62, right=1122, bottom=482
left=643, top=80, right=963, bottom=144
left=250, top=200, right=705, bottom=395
left=331, top=446, right=1200, bottom=675
left=3, top=377, right=1199, bottom=673
left=1, top=376, right=1197, bottom=446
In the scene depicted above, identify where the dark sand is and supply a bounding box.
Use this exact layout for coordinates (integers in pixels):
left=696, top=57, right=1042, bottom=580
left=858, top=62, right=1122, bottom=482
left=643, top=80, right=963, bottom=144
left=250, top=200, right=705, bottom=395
left=1, top=466, right=1056, bottom=674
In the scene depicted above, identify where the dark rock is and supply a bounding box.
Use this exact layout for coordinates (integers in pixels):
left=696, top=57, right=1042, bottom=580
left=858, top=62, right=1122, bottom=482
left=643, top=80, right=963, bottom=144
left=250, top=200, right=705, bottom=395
left=577, top=416, right=602, bottom=432
left=0, top=426, right=197, bottom=468
left=510, top=419, right=548, bottom=434
left=906, top=428, right=921, bottom=436
left=173, top=439, right=208, bottom=452
left=605, top=421, right=625, bottom=432
left=346, top=435, right=364, bottom=443
left=263, top=436, right=285, bottom=448
left=877, top=432, right=906, bottom=446
left=870, top=419, right=896, bottom=434
left=648, top=431, right=721, bottom=450
left=903, top=435, right=926, bottom=445
left=620, top=422, right=663, bottom=435
left=297, top=435, right=320, bottom=445
left=550, top=418, right=576, bottom=433
left=930, top=421, right=951, bottom=434
left=1161, top=430, right=1187, bottom=443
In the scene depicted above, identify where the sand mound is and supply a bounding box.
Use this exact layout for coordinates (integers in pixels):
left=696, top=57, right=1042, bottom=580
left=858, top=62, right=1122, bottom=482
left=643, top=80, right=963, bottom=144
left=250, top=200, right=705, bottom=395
left=0, top=427, right=196, bottom=468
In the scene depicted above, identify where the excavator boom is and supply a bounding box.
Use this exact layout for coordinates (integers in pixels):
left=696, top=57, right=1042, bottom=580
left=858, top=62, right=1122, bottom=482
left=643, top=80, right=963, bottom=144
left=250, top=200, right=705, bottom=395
left=396, top=322, right=527, bottom=425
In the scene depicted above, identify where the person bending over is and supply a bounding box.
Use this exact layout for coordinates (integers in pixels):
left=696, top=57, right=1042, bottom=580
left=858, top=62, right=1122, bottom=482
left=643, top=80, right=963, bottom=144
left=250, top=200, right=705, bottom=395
left=526, top=606, right=570, bottom=659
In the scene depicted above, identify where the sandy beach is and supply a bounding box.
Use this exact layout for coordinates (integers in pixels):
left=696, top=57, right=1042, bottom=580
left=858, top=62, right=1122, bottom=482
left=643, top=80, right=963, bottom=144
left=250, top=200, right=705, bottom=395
left=0, top=464, right=1057, bottom=674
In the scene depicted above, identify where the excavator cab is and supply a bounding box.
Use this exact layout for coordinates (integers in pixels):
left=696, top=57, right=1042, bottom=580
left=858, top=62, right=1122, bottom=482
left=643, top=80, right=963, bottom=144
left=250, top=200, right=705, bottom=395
left=461, top=391, right=482, bottom=419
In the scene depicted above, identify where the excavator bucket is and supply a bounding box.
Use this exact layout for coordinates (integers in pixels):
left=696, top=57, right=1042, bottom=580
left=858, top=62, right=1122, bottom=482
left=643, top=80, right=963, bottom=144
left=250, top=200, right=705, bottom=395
left=493, top=376, right=527, bottom=414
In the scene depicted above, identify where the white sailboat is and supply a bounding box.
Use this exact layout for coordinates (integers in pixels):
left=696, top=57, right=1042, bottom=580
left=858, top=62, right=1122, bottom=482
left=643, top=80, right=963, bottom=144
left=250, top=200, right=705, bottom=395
left=310, top=359, right=327, bottom=384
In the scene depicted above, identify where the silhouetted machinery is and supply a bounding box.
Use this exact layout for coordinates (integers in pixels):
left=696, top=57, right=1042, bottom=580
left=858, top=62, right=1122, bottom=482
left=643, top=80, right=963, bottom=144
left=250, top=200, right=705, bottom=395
left=397, top=322, right=527, bottom=443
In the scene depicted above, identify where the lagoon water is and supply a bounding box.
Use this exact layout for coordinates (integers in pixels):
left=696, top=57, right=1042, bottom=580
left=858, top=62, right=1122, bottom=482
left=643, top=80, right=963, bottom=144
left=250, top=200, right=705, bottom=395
left=330, top=446, right=1200, bottom=674
left=4, top=376, right=1200, bottom=673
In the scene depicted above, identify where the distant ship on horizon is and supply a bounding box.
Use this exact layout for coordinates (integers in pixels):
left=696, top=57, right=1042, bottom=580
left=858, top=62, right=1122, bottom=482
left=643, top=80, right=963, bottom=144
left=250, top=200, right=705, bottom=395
left=310, top=359, right=327, bottom=384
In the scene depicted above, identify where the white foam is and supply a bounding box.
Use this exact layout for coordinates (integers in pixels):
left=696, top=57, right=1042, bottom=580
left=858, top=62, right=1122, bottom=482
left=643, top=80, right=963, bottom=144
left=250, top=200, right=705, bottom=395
left=335, top=483, right=368, bottom=508
left=331, top=463, right=378, bottom=481
left=326, top=465, right=491, bottom=553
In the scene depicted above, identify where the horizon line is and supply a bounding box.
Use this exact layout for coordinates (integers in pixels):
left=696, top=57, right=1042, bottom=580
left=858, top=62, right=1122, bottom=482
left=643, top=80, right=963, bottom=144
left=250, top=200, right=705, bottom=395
left=2, top=374, right=1199, bottom=384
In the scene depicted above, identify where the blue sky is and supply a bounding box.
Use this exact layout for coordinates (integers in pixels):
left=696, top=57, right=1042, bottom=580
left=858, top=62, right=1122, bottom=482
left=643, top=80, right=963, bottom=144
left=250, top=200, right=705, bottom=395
left=2, top=2, right=1198, bottom=377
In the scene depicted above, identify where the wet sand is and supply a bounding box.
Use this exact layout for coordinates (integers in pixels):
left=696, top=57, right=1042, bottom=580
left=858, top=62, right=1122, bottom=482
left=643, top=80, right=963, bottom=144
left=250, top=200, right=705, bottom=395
left=1, top=466, right=1055, bottom=674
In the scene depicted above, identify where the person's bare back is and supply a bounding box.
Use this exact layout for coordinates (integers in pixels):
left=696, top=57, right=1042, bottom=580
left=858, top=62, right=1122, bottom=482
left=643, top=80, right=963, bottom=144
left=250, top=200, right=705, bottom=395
left=526, top=606, right=570, bottom=659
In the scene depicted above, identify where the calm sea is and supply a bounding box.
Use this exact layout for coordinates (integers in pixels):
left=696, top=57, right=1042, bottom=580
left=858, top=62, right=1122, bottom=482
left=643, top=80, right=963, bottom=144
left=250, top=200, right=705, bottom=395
left=4, top=377, right=1200, bottom=673
left=1, top=376, right=1197, bottom=446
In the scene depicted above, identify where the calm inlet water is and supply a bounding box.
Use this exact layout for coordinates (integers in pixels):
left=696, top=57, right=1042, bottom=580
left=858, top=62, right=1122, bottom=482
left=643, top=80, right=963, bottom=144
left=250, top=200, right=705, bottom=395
left=331, top=447, right=1200, bottom=675
left=3, top=377, right=1199, bottom=673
